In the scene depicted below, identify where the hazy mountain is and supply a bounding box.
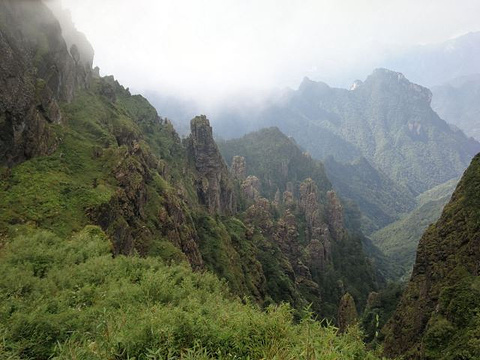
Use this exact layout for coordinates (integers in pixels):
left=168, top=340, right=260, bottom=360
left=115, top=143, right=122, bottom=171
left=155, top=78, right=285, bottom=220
left=383, top=31, right=480, bottom=87
left=431, top=73, right=480, bottom=140
left=383, top=154, right=480, bottom=359
left=212, top=69, right=480, bottom=197
left=324, top=156, right=416, bottom=234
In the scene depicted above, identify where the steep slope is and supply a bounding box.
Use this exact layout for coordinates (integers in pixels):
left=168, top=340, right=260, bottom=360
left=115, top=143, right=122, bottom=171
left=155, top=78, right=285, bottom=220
left=324, top=156, right=416, bottom=234
left=383, top=154, right=480, bottom=359
left=431, top=74, right=480, bottom=140
left=372, top=178, right=458, bottom=278
left=0, top=0, right=93, bottom=166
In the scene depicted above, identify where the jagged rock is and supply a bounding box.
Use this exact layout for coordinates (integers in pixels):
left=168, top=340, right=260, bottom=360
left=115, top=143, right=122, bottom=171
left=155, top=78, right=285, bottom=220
left=0, top=0, right=93, bottom=166
left=283, top=191, right=294, bottom=207
left=275, top=210, right=300, bottom=258
left=338, top=292, right=358, bottom=333
left=326, top=190, right=345, bottom=239
left=242, top=175, right=261, bottom=200
left=231, top=155, right=246, bottom=180
left=245, top=198, right=274, bottom=235
left=187, top=115, right=235, bottom=215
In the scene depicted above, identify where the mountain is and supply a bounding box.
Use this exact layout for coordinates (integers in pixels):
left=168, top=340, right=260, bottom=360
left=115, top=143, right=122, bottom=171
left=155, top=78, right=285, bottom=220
left=383, top=31, right=480, bottom=87
left=213, top=69, right=480, bottom=195
left=0, top=2, right=381, bottom=355
left=324, top=156, right=416, bottom=234
left=371, top=178, right=458, bottom=279
left=383, top=154, right=480, bottom=359
left=217, top=128, right=382, bottom=310
left=431, top=74, right=480, bottom=140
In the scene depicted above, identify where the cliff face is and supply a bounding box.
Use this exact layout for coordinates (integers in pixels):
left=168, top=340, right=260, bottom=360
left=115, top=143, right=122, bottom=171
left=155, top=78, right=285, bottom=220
left=383, top=154, right=480, bottom=359
left=0, top=0, right=92, bottom=166
left=187, top=116, right=235, bottom=215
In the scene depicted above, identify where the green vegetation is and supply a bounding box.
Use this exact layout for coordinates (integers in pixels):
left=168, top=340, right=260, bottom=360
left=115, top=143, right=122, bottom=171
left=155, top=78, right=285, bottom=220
left=218, top=127, right=331, bottom=199
left=371, top=178, right=458, bottom=278
left=324, top=156, right=416, bottom=234
left=219, top=127, right=381, bottom=316
left=0, top=226, right=383, bottom=360
left=361, top=283, right=404, bottom=345
left=213, top=70, right=479, bottom=196
left=383, top=154, right=480, bottom=358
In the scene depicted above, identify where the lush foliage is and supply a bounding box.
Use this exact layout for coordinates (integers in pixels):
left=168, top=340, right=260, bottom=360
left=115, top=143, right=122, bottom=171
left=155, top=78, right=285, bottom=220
left=371, top=178, right=458, bottom=279
left=0, top=227, right=383, bottom=360
left=324, top=156, right=416, bottom=234
left=383, top=154, right=480, bottom=358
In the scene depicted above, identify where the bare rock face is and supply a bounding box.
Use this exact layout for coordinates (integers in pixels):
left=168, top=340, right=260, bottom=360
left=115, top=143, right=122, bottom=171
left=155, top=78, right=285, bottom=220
left=231, top=155, right=246, bottom=180
left=0, top=0, right=93, bottom=166
left=187, top=116, right=235, bottom=215
left=338, top=292, right=358, bottom=333
left=242, top=175, right=261, bottom=200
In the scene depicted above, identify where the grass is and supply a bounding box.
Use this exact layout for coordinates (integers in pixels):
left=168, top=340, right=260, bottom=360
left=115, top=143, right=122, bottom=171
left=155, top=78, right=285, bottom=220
left=0, top=226, right=384, bottom=360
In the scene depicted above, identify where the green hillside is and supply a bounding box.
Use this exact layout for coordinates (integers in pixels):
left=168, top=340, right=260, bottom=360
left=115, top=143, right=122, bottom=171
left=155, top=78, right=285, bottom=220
left=383, top=154, right=480, bottom=359
left=371, top=178, right=458, bottom=278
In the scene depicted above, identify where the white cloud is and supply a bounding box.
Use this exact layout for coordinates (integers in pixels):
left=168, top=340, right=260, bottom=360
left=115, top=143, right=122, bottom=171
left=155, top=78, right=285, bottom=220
left=60, top=0, right=480, bottom=104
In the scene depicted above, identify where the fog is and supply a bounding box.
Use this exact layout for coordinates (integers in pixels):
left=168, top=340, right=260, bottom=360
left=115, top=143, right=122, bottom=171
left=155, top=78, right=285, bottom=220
left=59, top=0, right=480, bottom=107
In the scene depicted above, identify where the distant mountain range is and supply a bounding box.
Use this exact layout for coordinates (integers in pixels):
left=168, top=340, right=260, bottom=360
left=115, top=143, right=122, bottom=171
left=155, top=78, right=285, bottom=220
left=382, top=31, right=480, bottom=87
left=431, top=74, right=480, bottom=140
left=213, top=68, right=480, bottom=196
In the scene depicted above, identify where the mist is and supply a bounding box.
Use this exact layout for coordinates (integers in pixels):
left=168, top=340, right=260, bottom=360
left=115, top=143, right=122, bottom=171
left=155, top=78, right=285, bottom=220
left=59, top=0, right=480, bottom=109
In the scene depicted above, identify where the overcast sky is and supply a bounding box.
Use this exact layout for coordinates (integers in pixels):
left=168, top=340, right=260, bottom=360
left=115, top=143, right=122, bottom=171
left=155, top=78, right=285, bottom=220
left=61, top=0, right=480, bottom=104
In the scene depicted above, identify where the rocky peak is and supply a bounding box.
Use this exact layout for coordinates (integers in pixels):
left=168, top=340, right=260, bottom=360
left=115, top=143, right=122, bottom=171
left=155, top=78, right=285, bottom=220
left=231, top=155, right=246, bottom=180
left=0, top=0, right=94, bottom=166
left=241, top=175, right=261, bottom=201
left=299, top=178, right=332, bottom=269
left=349, top=79, right=363, bottom=91
left=326, top=190, right=345, bottom=239
left=298, top=76, right=332, bottom=99
left=364, top=68, right=433, bottom=104
left=337, top=293, right=358, bottom=333
left=187, top=115, right=235, bottom=215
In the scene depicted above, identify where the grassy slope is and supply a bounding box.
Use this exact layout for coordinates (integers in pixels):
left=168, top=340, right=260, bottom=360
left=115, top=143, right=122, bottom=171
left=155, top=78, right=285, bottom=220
left=0, top=227, right=383, bottom=360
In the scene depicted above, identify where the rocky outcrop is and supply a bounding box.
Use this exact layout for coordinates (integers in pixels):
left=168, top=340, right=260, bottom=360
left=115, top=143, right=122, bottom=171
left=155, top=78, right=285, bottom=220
left=326, top=190, right=345, bottom=239
left=241, top=175, right=261, bottom=200
left=231, top=155, right=246, bottom=180
left=0, top=0, right=93, bottom=166
left=299, top=178, right=332, bottom=269
left=338, top=293, right=358, bottom=333
left=187, top=116, right=235, bottom=215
